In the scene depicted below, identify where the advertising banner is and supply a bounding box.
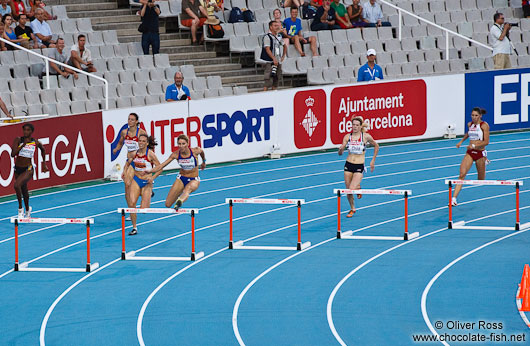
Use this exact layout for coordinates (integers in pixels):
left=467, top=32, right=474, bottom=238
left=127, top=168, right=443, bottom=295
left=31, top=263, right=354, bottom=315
left=465, top=68, right=530, bottom=131
left=0, top=112, right=104, bottom=197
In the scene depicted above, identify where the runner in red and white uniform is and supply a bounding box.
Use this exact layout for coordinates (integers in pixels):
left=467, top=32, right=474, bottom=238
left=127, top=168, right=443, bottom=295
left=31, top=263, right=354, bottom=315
left=113, top=113, right=148, bottom=220
left=338, top=116, right=379, bottom=217
left=149, top=134, right=206, bottom=210
left=11, top=123, right=48, bottom=218
left=122, top=134, right=162, bottom=235
left=452, top=107, right=490, bottom=206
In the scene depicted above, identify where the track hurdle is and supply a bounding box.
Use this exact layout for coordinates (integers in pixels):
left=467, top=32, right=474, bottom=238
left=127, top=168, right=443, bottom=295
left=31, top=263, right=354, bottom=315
left=10, top=217, right=98, bottom=272
left=446, top=179, right=528, bottom=231
left=117, top=208, right=203, bottom=261
left=334, top=189, right=419, bottom=241
left=226, top=198, right=311, bottom=251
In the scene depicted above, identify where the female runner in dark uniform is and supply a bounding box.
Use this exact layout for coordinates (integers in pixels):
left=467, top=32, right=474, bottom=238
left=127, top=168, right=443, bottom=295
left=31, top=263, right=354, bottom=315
left=11, top=123, right=48, bottom=218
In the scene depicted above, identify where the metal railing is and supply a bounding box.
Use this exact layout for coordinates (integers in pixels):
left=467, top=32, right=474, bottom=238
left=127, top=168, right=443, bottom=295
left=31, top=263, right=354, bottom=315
left=380, top=0, right=493, bottom=60
left=0, top=37, right=109, bottom=110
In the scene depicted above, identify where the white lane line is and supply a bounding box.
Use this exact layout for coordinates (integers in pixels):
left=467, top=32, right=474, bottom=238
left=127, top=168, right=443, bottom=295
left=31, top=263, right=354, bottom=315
left=515, top=288, right=530, bottom=328
left=3, top=148, right=529, bottom=245
left=421, top=216, right=530, bottom=346
left=328, top=205, right=530, bottom=346
left=233, top=189, right=530, bottom=346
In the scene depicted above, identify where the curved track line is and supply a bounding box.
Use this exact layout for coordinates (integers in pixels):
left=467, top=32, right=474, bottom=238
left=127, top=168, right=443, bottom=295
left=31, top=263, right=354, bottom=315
left=515, top=289, right=530, bottom=328
left=420, top=218, right=530, bottom=346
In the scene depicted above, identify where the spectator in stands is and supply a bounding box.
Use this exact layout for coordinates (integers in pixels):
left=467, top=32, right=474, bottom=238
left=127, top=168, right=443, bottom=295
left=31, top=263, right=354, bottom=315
left=347, top=0, right=366, bottom=27
left=2, top=13, right=28, bottom=49
left=524, top=1, right=530, bottom=18
left=0, top=24, right=6, bottom=51
left=10, top=0, right=28, bottom=21
left=273, top=8, right=289, bottom=45
left=262, top=21, right=286, bottom=91
left=362, top=0, right=391, bottom=27
left=31, top=8, right=55, bottom=47
left=15, top=13, right=39, bottom=49
left=331, top=0, right=352, bottom=29
left=280, top=0, right=302, bottom=8
left=166, top=71, right=191, bottom=101
left=29, top=0, right=54, bottom=21
left=181, top=0, right=207, bottom=45
left=310, top=0, right=341, bottom=31
left=140, top=0, right=160, bottom=55
left=0, top=0, right=11, bottom=17
left=49, top=37, right=78, bottom=79
left=70, top=34, right=96, bottom=73
left=0, top=96, right=13, bottom=118
left=357, top=49, right=383, bottom=82
left=200, top=0, right=223, bottom=19
left=283, top=7, right=318, bottom=57
left=490, top=13, right=513, bottom=70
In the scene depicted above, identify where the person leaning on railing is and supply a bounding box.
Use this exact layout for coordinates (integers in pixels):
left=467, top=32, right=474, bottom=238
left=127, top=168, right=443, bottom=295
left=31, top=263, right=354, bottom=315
left=490, top=12, right=512, bottom=70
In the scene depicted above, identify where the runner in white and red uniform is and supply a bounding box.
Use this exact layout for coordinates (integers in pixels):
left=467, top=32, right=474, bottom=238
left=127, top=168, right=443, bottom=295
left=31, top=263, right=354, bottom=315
left=11, top=123, right=48, bottom=218
left=149, top=134, right=206, bottom=210
left=452, top=107, right=490, bottom=206
left=122, top=134, right=162, bottom=235
left=113, top=113, right=148, bottom=219
left=338, top=116, right=379, bottom=217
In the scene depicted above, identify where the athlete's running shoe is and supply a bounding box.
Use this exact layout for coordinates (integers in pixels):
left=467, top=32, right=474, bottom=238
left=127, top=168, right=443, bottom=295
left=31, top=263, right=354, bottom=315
left=347, top=210, right=355, bottom=218
left=25, top=206, right=32, bottom=218
left=451, top=197, right=458, bottom=206
left=174, top=199, right=183, bottom=210
left=126, top=215, right=131, bottom=221
left=18, top=208, right=24, bottom=218
left=129, top=228, right=138, bottom=236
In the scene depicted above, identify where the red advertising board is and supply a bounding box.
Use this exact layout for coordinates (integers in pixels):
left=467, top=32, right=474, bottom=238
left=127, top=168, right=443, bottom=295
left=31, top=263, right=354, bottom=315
left=293, top=89, right=327, bottom=149
left=330, top=80, right=427, bottom=144
left=0, top=112, right=104, bottom=197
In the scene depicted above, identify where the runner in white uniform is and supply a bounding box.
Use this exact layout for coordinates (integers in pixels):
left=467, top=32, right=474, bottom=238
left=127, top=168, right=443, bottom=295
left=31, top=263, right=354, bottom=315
left=149, top=134, right=206, bottom=210
left=113, top=113, right=148, bottom=220
left=11, top=123, right=48, bottom=218
left=338, top=116, right=379, bottom=217
left=122, top=134, right=162, bottom=235
left=452, top=107, right=490, bottom=206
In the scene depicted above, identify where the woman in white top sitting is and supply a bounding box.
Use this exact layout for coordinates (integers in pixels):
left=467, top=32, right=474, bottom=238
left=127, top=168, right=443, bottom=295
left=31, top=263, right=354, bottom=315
left=338, top=116, right=379, bottom=217
left=452, top=107, right=490, bottom=206
left=11, top=123, right=48, bottom=218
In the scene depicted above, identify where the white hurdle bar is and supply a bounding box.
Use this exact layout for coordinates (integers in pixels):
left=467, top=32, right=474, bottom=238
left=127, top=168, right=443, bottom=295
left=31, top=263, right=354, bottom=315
left=10, top=217, right=98, bottom=272
left=334, top=189, right=419, bottom=241
left=445, top=179, right=523, bottom=230
left=117, top=208, right=203, bottom=261
left=226, top=198, right=311, bottom=251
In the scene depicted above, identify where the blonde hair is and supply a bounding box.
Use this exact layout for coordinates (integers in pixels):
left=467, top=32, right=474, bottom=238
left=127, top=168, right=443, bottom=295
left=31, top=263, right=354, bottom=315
left=351, top=116, right=368, bottom=133
left=177, top=134, right=189, bottom=143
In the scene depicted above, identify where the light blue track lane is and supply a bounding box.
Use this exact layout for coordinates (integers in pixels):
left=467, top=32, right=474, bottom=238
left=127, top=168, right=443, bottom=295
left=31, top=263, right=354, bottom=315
left=0, top=132, right=528, bottom=345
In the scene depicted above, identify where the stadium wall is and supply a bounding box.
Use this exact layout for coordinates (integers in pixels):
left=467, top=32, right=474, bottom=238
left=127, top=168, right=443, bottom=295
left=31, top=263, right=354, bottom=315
left=1, top=68, right=529, bottom=197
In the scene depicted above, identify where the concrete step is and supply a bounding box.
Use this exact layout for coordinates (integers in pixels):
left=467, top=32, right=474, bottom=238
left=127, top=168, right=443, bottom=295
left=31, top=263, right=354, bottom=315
left=160, top=45, right=214, bottom=54
left=115, top=27, right=167, bottom=36
left=93, top=21, right=164, bottom=32
left=48, top=0, right=115, bottom=4
left=221, top=75, right=264, bottom=85
left=160, top=39, right=190, bottom=47
left=82, top=15, right=139, bottom=25
left=118, top=32, right=189, bottom=43
left=196, top=68, right=261, bottom=78
left=68, top=9, right=133, bottom=18
left=224, top=80, right=265, bottom=89
left=194, top=63, right=242, bottom=73
left=170, top=56, right=233, bottom=66
left=168, top=51, right=218, bottom=61
left=65, top=2, right=117, bottom=12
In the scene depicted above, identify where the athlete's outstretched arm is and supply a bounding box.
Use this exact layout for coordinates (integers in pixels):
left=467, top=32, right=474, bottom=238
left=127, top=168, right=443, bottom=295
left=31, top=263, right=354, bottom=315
left=113, top=129, right=127, bottom=155
left=37, top=140, right=49, bottom=172
left=338, top=134, right=349, bottom=156
left=195, top=148, right=206, bottom=170
left=148, top=152, right=163, bottom=182
left=366, top=134, right=379, bottom=172
left=456, top=123, right=470, bottom=148
left=148, top=151, right=178, bottom=174
left=11, top=137, right=22, bottom=157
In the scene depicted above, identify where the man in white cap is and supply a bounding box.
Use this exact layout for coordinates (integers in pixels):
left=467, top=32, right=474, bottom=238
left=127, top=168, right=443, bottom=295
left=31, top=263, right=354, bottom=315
left=357, top=48, right=384, bottom=82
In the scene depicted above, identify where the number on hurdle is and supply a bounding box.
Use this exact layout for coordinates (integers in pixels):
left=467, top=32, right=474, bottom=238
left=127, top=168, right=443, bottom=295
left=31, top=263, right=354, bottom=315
left=117, top=208, right=204, bottom=261
left=334, top=189, right=419, bottom=241
left=10, top=217, right=98, bottom=273
left=446, top=179, right=529, bottom=231
left=226, top=198, right=311, bottom=251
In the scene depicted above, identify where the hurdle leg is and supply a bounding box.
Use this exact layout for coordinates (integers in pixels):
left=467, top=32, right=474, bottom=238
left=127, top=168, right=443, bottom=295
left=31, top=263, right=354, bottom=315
left=86, top=220, right=92, bottom=272
left=121, top=209, right=126, bottom=260
left=296, top=201, right=303, bottom=250
left=404, top=192, right=409, bottom=240
left=336, top=191, right=342, bottom=239
left=14, top=220, right=19, bottom=271
left=229, top=200, right=234, bottom=249
left=448, top=182, right=453, bottom=229
left=190, top=211, right=203, bottom=261
left=515, top=183, right=520, bottom=231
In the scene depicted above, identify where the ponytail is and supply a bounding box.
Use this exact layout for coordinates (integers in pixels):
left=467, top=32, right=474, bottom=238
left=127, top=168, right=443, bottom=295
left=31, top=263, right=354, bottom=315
left=472, top=107, right=487, bottom=116
left=140, top=134, right=157, bottom=150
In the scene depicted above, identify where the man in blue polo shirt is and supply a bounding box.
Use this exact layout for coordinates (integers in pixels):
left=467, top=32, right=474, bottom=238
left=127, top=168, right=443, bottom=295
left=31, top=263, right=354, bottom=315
left=165, top=71, right=191, bottom=101
left=283, top=7, right=318, bottom=57
left=357, top=48, right=384, bottom=82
